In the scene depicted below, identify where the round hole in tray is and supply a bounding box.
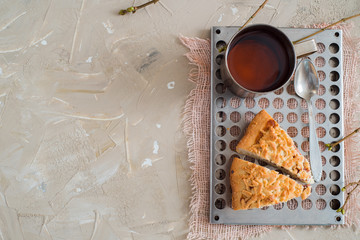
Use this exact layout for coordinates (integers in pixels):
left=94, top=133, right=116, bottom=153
left=215, top=83, right=226, bottom=94
left=245, top=97, right=255, bottom=109
left=315, top=184, right=326, bottom=195
left=258, top=98, right=269, bottom=109
left=315, top=113, right=326, bottom=124
left=319, top=141, right=326, bottom=152
left=300, top=99, right=308, bottom=109
left=301, top=199, right=312, bottom=210
left=214, top=215, right=220, bottom=221
left=287, top=199, right=298, bottom=210
left=334, top=32, right=340, bottom=37
left=244, top=111, right=255, bottom=123
left=286, top=83, right=296, bottom=95
left=273, top=112, right=284, bottom=123
left=329, top=43, right=339, bottom=53
left=216, top=69, right=222, bottom=79
left=274, top=87, right=284, bottom=95
left=215, top=54, right=224, bottom=65
left=215, top=183, right=226, bottom=195
left=301, top=126, right=309, bottom=138
left=230, top=126, right=241, bottom=137
left=287, top=126, right=298, bottom=137
left=330, top=199, right=341, bottom=210
left=230, top=111, right=240, bottom=123
left=216, top=97, right=226, bottom=108
left=216, top=111, right=226, bottom=122
left=329, top=57, right=339, bottom=68
left=316, top=127, right=326, bottom=138
left=273, top=98, right=284, bottom=109
left=329, top=113, right=340, bottom=124
left=329, top=170, right=340, bottom=181
left=287, top=112, right=298, bottom=123
left=330, top=184, right=341, bottom=196
left=215, top=154, right=226, bottom=166
left=216, top=29, right=221, bottom=34
left=301, top=141, right=309, bottom=152
left=321, top=170, right=327, bottom=181
left=229, top=140, right=238, bottom=152
left=316, top=199, right=326, bottom=210
left=329, top=127, right=340, bottom=138
left=215, top=198, right=226, bottom=209
left=216, top=40, right=226, bottom=50
left=330, top=156, right=340, bottom=167
left=330, top=85, right=340, bottom=96
left=317, top=70, right=326, bottom=81
left=315, top=99, right=326, bottom=110
left=301, top=112, right=309, bottom=124
left=229, top=97, right=241, bottom=108
left=322, top=156, right=326, bottom=166
left=317, top=42, right=325, bottom=53
left=215, top=140, right=226, bottom=151
left=336, top=216, right=342, bottom=222
left=315, top=56, right=325, bottom=67
left=216, top=126, right=226, bottom=137
left=331, top=144, right=340, bottom=152
left=330, top=71, right=340, bottom=81
left=215, top=169, right=226, bottom=180
left=273, top=202, right=284, bottom=210
left=287, top=98, right=298, bottom=109
left=317, top=84, right=326, bottom=96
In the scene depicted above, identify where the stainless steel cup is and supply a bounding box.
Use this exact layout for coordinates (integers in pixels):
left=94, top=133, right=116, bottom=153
left=221, top=24, right=318, bottom=98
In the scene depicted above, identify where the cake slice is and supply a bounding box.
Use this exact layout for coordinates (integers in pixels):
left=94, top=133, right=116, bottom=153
left=236, top=110, right=314, bottom=184
left=230, top=157, right=311, bottom=210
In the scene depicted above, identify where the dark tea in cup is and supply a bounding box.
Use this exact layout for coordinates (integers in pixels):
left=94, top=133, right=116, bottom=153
left=221, top=24, right=318, bottom=97
left=227, top=31, right=290, bottom=92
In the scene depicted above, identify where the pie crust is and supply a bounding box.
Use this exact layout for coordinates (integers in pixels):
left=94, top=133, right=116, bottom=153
left=230, top=157, right=311, bottom=210
left=236, top=110, right=314, bottom=184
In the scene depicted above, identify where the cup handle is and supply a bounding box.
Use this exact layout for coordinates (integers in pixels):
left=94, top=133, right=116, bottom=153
left=293, top=39, right=318, bottom=58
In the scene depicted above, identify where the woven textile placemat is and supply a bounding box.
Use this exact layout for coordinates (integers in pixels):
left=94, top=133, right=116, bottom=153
left=181, top=24, right=360, bottom=240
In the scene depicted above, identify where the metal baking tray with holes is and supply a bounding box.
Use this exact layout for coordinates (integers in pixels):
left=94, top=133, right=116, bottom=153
left=210, top=26, right=345, bottom=225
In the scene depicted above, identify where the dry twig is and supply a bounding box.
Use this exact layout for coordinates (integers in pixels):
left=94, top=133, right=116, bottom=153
left=119, top=0, right=159, bottom=15
left=239, top=0, right=269, bottom=31
left=293, top=13, right=360, bottom=44
left=325, top=127, right=360, bottom=151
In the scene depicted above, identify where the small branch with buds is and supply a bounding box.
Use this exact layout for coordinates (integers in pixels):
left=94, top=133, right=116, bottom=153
left=119, top=0, right=159, bottom=15
left=337, top=180, right=360, bottom=215
left=325, top=127, right=360, bottom=151
left=325, top=127, right=360, bottom=214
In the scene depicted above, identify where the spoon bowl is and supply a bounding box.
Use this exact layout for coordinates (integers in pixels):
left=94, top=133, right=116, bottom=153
left=294, top=58, right=319, bottom=100
left=294, top=58, right=322, bottom=183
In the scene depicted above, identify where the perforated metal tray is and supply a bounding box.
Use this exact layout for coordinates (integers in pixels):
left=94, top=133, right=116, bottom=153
left=210, top=26, right=345, bottom=225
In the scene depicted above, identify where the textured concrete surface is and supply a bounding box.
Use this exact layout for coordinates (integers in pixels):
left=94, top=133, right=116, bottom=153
left=0, top=0, right=359, bottom=239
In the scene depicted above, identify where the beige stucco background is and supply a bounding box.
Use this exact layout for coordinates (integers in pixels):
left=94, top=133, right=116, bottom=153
left=0, top=0, right=359, bottom=239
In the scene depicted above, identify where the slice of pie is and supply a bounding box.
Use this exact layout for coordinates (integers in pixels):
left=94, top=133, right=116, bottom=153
left=236, top=110, right=314, bottom=184
left=230, top=157, right=311, bottom=210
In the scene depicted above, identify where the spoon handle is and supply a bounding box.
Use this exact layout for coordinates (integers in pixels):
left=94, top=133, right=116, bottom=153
left=308, top=99, right=322, bottom=182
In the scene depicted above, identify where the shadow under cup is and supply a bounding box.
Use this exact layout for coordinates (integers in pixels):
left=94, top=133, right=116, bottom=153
left=222, top=25, right=296, bottom=97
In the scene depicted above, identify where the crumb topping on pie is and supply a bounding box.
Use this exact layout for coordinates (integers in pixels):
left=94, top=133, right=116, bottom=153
left=230, top=157, right=311, bottom=210
left=236, top=110, right=314, bottom=184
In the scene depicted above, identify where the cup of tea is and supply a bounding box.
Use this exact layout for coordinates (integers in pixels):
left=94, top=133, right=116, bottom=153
left=221, top=24, right=318, bottom=97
